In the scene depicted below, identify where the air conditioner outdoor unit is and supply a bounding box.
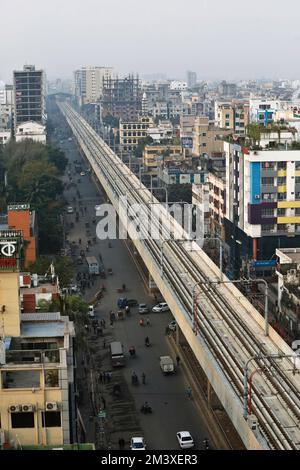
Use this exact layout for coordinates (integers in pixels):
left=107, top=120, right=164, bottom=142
left=9, top=405, right=22, bottom=413
left=255, top=195, right=260, bottom=199
left=46, top=402, right=58, bottom=411
left=22, top=404, right=34, bottom=412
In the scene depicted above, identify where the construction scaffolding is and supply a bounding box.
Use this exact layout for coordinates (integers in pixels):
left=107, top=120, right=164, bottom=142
left=101, top=75, right=142, bottom=121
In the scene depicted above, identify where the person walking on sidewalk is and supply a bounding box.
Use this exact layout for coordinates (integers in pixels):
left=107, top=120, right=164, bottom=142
left=186, top=386, right=193, bottom=399
left=176, top=355, right=180, bottom=367
left=142, top=372, right=146, bottom=385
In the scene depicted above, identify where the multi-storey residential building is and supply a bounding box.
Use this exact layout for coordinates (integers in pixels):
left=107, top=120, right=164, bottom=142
left=74, top=66, right=115, bottom=106
left=224, top=142, right=300, bottom=276
left=186, top=71, right=197, bottom=89
left=169, top=81, right=187, bottom=91
left=208, top=172, right=226, bottom=239
left=249, top=99, right=281, bottom=126
left=193, top=116, right=230, bottom=157
left=0, top=230, right=75, bottom=447
left=119, top=115, right=154, bottom=153
left=218, top=80, right=237, bottom=98
left=215, top=101, right=249, bottom=135
left=143, top=144, right=182, bottom=171
left=192, top=183, right=210, bottom=237
left=147, top=120, right=173, bottom=143
left=13, top=65, right=46, bottom=133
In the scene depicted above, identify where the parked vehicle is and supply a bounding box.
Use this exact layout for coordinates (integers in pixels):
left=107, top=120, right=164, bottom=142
left=66, top=206, right=74, bottom=214
left=160, top=356, right=175, bottom=374
left=138, top=303, right=149, bottom=314
left=86, top=256, right=100, bottom=275
left=110, top=341, right=125, bottom=367
left=152, top=302, right=169, bottom=313
left=176, top=431, right=194, bottom=449
left=130, top=437, right=146, bottom=450
left=117, top=298, right=127, bottom=309
left=88, top=305, right=95, bottom=318
left=127, top=299, right=138, bottom=307
left=76, top=257, right=83, bottom=265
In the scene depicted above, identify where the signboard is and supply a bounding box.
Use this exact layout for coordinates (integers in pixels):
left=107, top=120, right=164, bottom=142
left=98, top=411, right=106, bottom=418
left=181, top=137, right=193, bottom=148
left=0, top=230, right=22, bottom=271
left=252, top=260, right=277, bottom=268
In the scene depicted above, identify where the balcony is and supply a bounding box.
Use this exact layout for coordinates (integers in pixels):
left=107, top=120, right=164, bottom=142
left=5, top=349, right=60, bottom=365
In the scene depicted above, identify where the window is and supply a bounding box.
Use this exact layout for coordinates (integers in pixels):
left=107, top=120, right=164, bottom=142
left=261, top=177, right=274, bottom=185
left=295, top=177, right=300, bottom=184
left=277, top=162, right=286, bottom=170
left=225, top=122, right=230, bottom=127
left=261, top=224, right=275, bottom=232
left=202, top=132, right=206, bottom=137
left=11, top=412, right=35, bottom=428
left=202, top=143, right=207, bottom=147
left=296, top=208, right=300, bottom=215
left=225, top=114, right=230, bottom=119
left=262, top=193, right=275, bottom=200
left=277, top=177, right=286, bottom=185
left=262, top=162, right=275, bottom=169
left=296, top=192, right=300, bottom=200
left=277, top=208, right=286, bottom=216
left=41, top=412, right=61, bottom=427
left=278, top=193, right=287, bottom=200
left=295, top=162, right=300, bottom=169
left=262, top=208, right=274, bottom=217
left=277, top=224, right=287, bottom=231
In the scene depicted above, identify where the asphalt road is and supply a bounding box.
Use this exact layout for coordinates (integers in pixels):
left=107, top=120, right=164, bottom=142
left=52, top=123, right=214, bottom=450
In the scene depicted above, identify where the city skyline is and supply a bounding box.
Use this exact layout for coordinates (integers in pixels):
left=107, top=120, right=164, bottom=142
left=1, top=0, right=300, bottom=82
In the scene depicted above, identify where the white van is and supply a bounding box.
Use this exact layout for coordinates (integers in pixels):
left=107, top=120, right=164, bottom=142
left=88, top=305, right=95, bottom=318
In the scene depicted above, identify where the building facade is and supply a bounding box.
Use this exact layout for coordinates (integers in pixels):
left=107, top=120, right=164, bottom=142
left=74, top=66, right=115, bottom=106
left=13, top=65, right=46, bottom=133
left=0, top=231, right=75, bottom=447
left=224, top=142, right=300, bottom=276
left=119, top=115, right=154, bottom=153
left=215, top=101, right=249, bottom=135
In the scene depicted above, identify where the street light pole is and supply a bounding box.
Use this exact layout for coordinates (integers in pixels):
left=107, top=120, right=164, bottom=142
left=243, top=353, right=298, bottom=420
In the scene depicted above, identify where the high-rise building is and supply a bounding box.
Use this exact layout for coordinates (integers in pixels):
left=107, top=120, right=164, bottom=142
left=224, top=142, right=300, bottom=276
left=13, top=65, right=46, bottom=132
left=74, top=66, right=116, bottom=106
left=186, top=71, right=197, bottom=89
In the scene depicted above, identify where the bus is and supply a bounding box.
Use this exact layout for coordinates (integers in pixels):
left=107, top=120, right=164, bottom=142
left=110, top=341, right=125, bottom=367
left=86, top=256, right=100, bottom=275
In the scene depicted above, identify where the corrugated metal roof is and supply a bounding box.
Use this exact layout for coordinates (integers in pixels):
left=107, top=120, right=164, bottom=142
left=21, top=312, right=61, bottom=321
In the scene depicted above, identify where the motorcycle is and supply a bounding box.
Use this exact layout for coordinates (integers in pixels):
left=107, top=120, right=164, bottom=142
left=145, top=337, right=150, bottom=347
left=140, top=404, right=152, bottom=414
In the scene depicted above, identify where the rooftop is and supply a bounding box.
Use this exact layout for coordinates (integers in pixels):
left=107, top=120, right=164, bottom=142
left=20, top=321, right=65, bottom=338
left=276, top=248, right=300, bottom=265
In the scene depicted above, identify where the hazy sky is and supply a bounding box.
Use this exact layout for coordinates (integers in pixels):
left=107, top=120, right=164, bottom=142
left=1, top=0, right=300, bottom=83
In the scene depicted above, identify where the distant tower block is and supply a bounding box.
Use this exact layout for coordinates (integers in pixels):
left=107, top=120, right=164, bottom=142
left=142, top=92, right=148, bottom=116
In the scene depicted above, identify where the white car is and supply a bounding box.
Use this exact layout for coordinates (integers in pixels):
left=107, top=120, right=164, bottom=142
left=88, top=305, right=95, bottom=318
left=67, top=206, right=74, bottom=214
left=176, top=431, right=195, bottom=449
left=130, top=437, right=146, bottom=450
left=152, top=302, right=169, bottom=313
left=80, top=171, right=85, bottom=176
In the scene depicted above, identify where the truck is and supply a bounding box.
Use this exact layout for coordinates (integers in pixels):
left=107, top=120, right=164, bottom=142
left=160, top=356, right=175, bottom=374
left=86, top=256, right=100, bottom=275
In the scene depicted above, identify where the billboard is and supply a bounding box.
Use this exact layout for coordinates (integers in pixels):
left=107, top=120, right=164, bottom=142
left=252, top=260, right=277, bottom=268
left=181, top=137, right=193, bottom=148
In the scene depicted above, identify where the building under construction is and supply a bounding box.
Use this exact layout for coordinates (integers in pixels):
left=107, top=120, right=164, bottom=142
left=101, top=75, right=142, bottom=121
